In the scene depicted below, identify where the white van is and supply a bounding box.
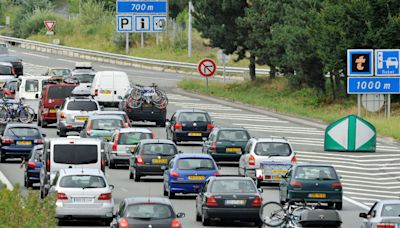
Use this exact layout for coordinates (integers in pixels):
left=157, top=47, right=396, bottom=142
left=90, top=71, right=130, bottom=107
left=39, top=138, right=104, bottom=198
left=16, top=76, right=51, bottom=100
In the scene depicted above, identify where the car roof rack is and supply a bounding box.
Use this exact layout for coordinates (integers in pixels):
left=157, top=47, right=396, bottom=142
left=69, top=86, right=92, bottom=98
left=74, top=62, right=92, bottom=69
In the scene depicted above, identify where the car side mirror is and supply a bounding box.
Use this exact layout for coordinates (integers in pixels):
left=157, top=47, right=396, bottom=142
left=42, top=133, right=46, bottom=137
left=35, top=94, right=39, bottom=99
left=359, top=212, right=368, bottom=218
left=258, top=188, right=263, bottom=193
left=109, top=184, right=114, bottom=190
left=176, top=213, right=185, bottom=218
left=178, top=150, right=183, bottom=154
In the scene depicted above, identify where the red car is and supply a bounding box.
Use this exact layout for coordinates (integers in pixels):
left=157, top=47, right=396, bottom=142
left=37, top=84, right=78, bottom=128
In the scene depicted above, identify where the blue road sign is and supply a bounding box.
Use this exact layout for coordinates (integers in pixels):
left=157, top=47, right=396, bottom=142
left=375, top=49, right=400, bottom=76
left=117, top=16, right=133, bottom=32
left=117, top=1, right=167, bottom=14
left=347, top=77, right=400, bottom=94
left=347, top=49, right=374, bottom=76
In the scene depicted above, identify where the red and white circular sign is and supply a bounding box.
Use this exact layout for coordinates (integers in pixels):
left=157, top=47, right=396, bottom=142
left=198, top=58, right=217, bottom=77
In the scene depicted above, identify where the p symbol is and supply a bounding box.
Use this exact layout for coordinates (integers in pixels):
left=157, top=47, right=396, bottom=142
left=118, top=16, right=132, bottom=32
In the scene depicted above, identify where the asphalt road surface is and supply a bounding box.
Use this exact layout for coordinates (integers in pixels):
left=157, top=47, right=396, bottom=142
left=1, top=46, right=400, bottom=227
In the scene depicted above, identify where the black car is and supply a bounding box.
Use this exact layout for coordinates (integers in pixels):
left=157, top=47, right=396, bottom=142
left=195, top=176, right=263, bottom=226
left=129, top=139, right=178, bottom=182
left=0, top=55, right=23, bottom=76
left=166, top=109, right=214, bottom=144
left=110, top=197, right=185, bottom=228
left=22, top=145, right=43, bottom=188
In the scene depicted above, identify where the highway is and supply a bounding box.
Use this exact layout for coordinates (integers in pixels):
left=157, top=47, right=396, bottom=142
left=1, top=47, right=400, bottom=227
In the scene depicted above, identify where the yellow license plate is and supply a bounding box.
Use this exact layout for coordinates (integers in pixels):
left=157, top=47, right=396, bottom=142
left=101, top=90, right=112, bottom=94
left=152, top=159, right=168, bottom=164
left=143, top=103, right=152, bottom=107
left=17, top=141, right=31, bottom=145
left=309, top=193, right=326, bottom=198
left=130, top=146, right=136, bottom=152
left=188, top=132, right=202, bottom=136
left=75, top=116, right=88, bottom=121
left=49, top=109, right=57, bottom=113
left=188, top=176, right=205, bottom=180
left=272, top=170, right=288, bottom=173
left=274, top=176, right=283, bottom=180
left=226, top=148, right=241, bottom=152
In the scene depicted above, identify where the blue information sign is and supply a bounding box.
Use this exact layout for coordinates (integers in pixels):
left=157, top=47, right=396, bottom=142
left=347, top=49, right=374, bottom=76
left=375, top=49, right=400, bottom=76
left=117, top=1, right=167, bottom=14
left=347, top=77, right=400, bottom=94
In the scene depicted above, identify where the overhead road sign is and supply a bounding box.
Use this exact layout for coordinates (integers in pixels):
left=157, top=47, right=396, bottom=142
left=347, top=49, right=373, bottom=76
left=375, top=49, right=400, bottom=76
left=324, top=115, right=376, bottom=152
left=347, top=77, right=400, bottom=94
left=44, top=20, right=56, bottom=31
left=117, top=0, right=167, bottom=14
left=117, top=16, right=133, bottom=32
left=198, top=59, right=217, bottom=77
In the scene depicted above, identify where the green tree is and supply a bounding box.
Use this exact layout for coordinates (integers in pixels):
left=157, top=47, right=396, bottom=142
left=169, top=0, right=187, bottom=20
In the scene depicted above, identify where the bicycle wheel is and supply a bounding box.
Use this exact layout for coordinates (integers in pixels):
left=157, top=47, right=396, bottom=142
left=127, top=96, right=143, bottom=109
left=260, top=201, right=286, bottom=227
left=0, top=106, right=10, bottom=124
left=289, top=206, right=312, bottom=227
left=19, top=106, right=34, bottom=123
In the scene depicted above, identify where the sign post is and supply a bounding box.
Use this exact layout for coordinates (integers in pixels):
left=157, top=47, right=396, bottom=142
left=198, top=58, right=217, bottom=92
left=217, top=50, right=231, bottom=82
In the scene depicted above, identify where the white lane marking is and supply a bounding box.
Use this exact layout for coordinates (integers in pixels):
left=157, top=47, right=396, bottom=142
left=297, top=150, right=400, bottom=158
left=120, top=187, right=128, bottom=193
left=208, top=113, right=277, bottom=119
left=24, top=73, right=34, bottom=76
left=246, top=128, right=322, bottom=135
left=232, top=123, right=319, bottom=131
left=343, top=182, right=400, bottom=190
left=340, top=174, right=399, bottom=181
left=341, top=179, right=400, bottom=186
left=343, top=196, right=370, bottom=210
left=345, top=190, right=397, bottom=199
left=8, top=49, right=16, bottom=52
left=344, top=186, right=400, bottom=195
left=218, top=118, right=289, bottom=123
left=299, top=158, right=400, bottom=171
left=297, top=154, right=400, bottom=165
left=0, top=170, right=14, bottom=190
left=56, top=58, right=76, bottom=63
left=22, top=52, right=49, bottom=58
left=350, top=196, right=380, bottom=202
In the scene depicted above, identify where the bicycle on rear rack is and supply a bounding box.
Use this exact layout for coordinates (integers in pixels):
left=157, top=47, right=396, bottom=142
left=259, top=201, right=312, bottom=227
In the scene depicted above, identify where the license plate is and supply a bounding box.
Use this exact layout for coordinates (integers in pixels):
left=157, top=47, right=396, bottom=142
left=142, top=103, right=152, bottom=107
left=72, top=197, right=94, bottom=203
left=273, top=176, right=283, bottom=180
left=129, top=146, right=136, bottom=153
left=188, top=132, right=202, bottom=136
left=101, top=90, right=112, bottom=94
left=225, top=200, right=246, bottom=205
left=152, top=158, right=168, bottom=164
left=75, top=116, right=88, bottom=122
left=188, top=175, right=205, bottom=180
left=226, top=148, right=241, bottom=153
left=309, top=193, right=326, bottom=199
left=17, top=141, right=31, bottom=145
left=102, top=136, right=111, bottom=141
left=49, top=109, right=57, bottom=113
left=272, top=170, right=288, bottom=173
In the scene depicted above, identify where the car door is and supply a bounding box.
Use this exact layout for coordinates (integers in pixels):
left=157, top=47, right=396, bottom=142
left=197, top=180, right=209, bottom=215
left=364, top=202, right=377, bottom=228
left=98, top=74, right=114, bottom=102
left=203, top=130, right=217, bottom=153
left=239, top=141, right=253, bottom=175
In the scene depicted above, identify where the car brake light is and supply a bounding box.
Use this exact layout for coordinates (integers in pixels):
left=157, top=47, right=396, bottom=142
left=331, top=182, right=342, bottom=187
left=86, top=120, right=92, bottom=136
left=48, top=99, right=54, bottom=103
left=112, top=132, right=120, bottom=151
left=118, top=218, right=129, bottom=228
left=211, top=142, right=216, bottom=151
left=2, top=138, right=14, bottom=143
left=291, top=155, right=297, bottom=164
left=207, top=123, right=214, bottom=130
left=98, top=193, right=112, bottom=200
left=251, top=196, right=262, bottom=207
left=377, top=224, right=396, bottom=228
left=27, top=161, right=36, bottom=168
left=4, top=89, right=11, bottom=95
left=170, top=171, right=180, bottom=178
left=152, top=132, right=155, bottom=139
left=290, top=181, right=302, bottom=188
left=11, top=67, right=15, bottom=75
left=101, top=159, right=105, bottom=172
left=60, top=112, right=66, bottom=119
left=171, top=218, right=181, bottom=228
left=136, top=155, right=144, bottom=165
left=34, top=139, right=44, bottom=144
left=206, top=195, right=218, bottom=206
left=57, top=192, right=68, bottom=200
left=46, top=159, right=50, bottom=172
left=95, top=89, right=98, bottom=96
left=212, top=171, right=220, bottom=176
left=249, top=154, right=255, bottom=166
left=174, top=122, right=182, bottom=130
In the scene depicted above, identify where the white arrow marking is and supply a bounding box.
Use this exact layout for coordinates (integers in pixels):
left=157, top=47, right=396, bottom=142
left=327, top=118, right=349, bottom=149
left=355, top=119, right=375, bottom=149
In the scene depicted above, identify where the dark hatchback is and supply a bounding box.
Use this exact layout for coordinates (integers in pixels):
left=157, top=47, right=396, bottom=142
left=0, top=55, right=23, bottom=76
left=129, top=139, right=178, bottom=182
left=0, top=124, right=45, bottom=162
left=1, top=79, right=18, bottom=99
left=203, top=127, right=251, bottom=162
left=110, top=197, right=185, bottom=228
left=22, top=145, right=43, bottom=188
left=195, top=176, right=263, bottom=226
left=166, top=109, right=214, bottom=143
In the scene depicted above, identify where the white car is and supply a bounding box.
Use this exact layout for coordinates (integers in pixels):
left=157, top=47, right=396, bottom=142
left=386, top=57, right=399, bottom=69
left=50, top=168, right=114, bottom=223
left=239, top=137, right=296, bottom=187
left=360, top=200, right=400, bottom=228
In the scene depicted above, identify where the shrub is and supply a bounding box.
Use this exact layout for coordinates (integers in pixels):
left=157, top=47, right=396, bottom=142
left=17, top=8, right=62, bottom=38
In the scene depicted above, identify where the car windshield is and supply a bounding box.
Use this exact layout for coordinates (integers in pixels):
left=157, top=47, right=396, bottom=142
left=217, top=130, right=249, bottom=141
left=25, top=80, right=39, bottom=92
left=118, top=132, right=152, bottom=145
left=91, top=119, right=123, bottom=130
left=67, top=101, right=98, bottom=111
left=0, top=65, right=12, bottom=75
left=5, top=81, right=17, bottom=90
left=5, top=127, right=41, bottom=138
left=178, top=112, right=209, bottom=122
left=294, top=166, right=338, bottom=180
left=53, top=145, right=98, bottom=164
left=141, top=143, right=177, bottom=155
left=125, top=204, right=173, bottom=220
left=72, top=73, right=95, bottom=83
left=211, top=180, right=257, bottom=193
left=381, top=204, right=400, bottom=217
left=48, top=86, right=76, bottom=99
left=50, top=69, right=71, bottom=77
left=59, top=175, right=106, bottom=188
left=176, top=158, right=215, bottom=170
left=254, top=142, right=291, bottom=156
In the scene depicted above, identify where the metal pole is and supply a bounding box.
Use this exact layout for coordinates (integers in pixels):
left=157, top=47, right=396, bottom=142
left=188, top=0, right=193, bottom=58
left=388, top=94, right=391, bottom=118
left=206, top=77, right=209, bottom=93
left=125, top=33, right=129, bottom=54
left=141, top=33, right=144, bottom=48
left=156, top=33, right=159, bottom=45
left=357, top=94, right=361, bottom=116
left=223, top=62, right=226, bottom=82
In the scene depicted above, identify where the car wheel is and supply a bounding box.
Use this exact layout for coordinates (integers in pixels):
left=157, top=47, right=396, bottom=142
left=129, top=168, right=133, bottom=180
left=163, top=183, right=168, bottom=196
left=196, top=209, right=201, bottom=222
left=133, top=168, right=141, bottom=182
left=37, top=118, right=41, bottom=127
left=109, top=160, right=115, bottom=169
left=157, top=120, right=166, bottom=127
left=40, top=187, right=45, bottom=199
left=328, top=202, right=334, bottom=208
left=59, top=129, right=67, bottom=137
left=256, top=179, right=261, bottom=188
left=41, top=120, right=48, bottom=128
left=335, top=202, right=342, bottom=210
left=25, top=176, right=32, bottom=188
left=0, top=153, right=6, bottom=163
left=202, top=209, right=211, bottom=226
left=24, top=176, right=27, bottom=187
left=168, top=187, right=175, bottom=199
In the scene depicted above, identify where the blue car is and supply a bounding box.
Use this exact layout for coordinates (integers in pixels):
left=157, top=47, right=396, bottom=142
left=23, top=145, right=43, bottom=188
left=163, top=153, right=219, bottom=199
left=0, top=123, right=46, bottom=163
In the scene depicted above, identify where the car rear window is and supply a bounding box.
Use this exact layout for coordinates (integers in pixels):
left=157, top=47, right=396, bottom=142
left=125, top=204, right=173, bottom=219
left=381, top=204, right=400, bottom=217
left=91, top=119, right=123, bottom=130
left=217, top=130, right=249, bottom=141
left=53, top=145, right=98, bottom=164
left=0, top=65, right=12, bottom=75
left=141, top=143, right=177, bottom=155
left=50, top=69, right=71, bottom=77
left=254, top=142, right=291, bottom=156
left=48, top=86, right=76, bottom=99
left=25, top=80, right=39, bottom=92
left=178, top=112, right=209, bottom=122
left=71, top=73, right=95, bottom=83
left=5, top=127, right=41, bottom=137
left=67, top=101, right=98, bottom=111
left=294, top=166, right=338, bottom=180
left=59, top=175, right=106, bottom=188
left=118, top=132, right=152, bottom=145
left=177, top=158, right=215, bottom=170
left=211, top=180, right=257, bottom=193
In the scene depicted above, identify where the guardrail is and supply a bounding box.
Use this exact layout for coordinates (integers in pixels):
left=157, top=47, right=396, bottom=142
left=0, top=35, right=270, bottom=77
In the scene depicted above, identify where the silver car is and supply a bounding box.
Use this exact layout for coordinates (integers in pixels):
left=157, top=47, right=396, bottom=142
left=0, top=62, right=15, bottom=88
left=50, top=168, right=114, bottom=223
left=360, top=200, right=400, bottom=228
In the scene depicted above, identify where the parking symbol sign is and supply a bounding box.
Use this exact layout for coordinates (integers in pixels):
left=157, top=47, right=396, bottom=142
left=375, top=49, right=400, bottom=76
left=347, top=49, right=374, bottom=76
left=117, top=16, right=133, bottom=32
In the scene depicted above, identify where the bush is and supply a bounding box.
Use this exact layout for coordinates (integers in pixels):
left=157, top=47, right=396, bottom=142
left=16, top=8, right=62, bottom=38
left=0, top=185, right=58, bottom=227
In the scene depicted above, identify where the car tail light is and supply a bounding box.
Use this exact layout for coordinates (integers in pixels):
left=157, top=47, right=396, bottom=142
left=98, top=193, right=112, bottom=200
left=152, top=132, right=155, bottom=139
left=2, top=138, right=14, bottom=143
left=57, top=192, right=68, bottom=200
left=95, top=89, right=98, bottom=96
left=171, top=218, right=181, bottom=228
left=377, top=224, right=396, bottom=228
left=46, top=159, right=50, bottom=172
left=170, top=171, right=180, bottom=178
left=206, top=195, right=218, bottom=206
left=211, top=142, right=216, bottom=151
left=257, top=174, right=263, bottom=180
left=251, top=196, right=262, bottom=207
left=174, top=122, right=182, bottom=130
left=290, top=181, right=302, bottom=188
left=27, top=161, right=36, bottom=168
left=291, top=155, right=297, bottom=164
left=86, top=120, right=92, bottom=136
left=11, top=67, right=15, bottom=75
left=112, top=132, right=120, bottom=151
left=118, top=218, right=129, bottom=228
left=48, top=99, right=54, bottom=104
left=249, top=154, right=255, bottom=166
left=4, top=89, right=11, bottom=95
left=331, top=182, right=342, bottom=188
left=265, top=175, right=271, bottom=179
left=101, top=159, right=105, bottom=172
left=135, top=155, right=144, bottom=165
left=212, top=171, right=220, bottom=176
left=60, top=112, right=66, bottom=119
left=207, top=123, right=214, bottom=130
left=34, top=139, right=44, bottom=144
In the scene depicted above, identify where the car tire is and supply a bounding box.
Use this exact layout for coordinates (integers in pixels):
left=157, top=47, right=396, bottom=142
left=37, top=118, right=41, bottom=127
left=256, top=179, right=261, bottom=188
left=328, top=202, right=334, bottom=208
left=41, top=120, right=48, bottom=128
left=109, top=160, right=115, bottom=169
left=129, top=169, right=133, bottom=179
left=163, top=183, right=168, bottom=196
left=25, top=176, right=32, bottom=188
left=59, top=129, right=67, bottom=137
left=196, top=209, right=201, bottom=222
left=0, top=153, right=6, bottom=163
left=157, top=120, right=166, bottom=127
left=168, top=187, right=175, bottom=199
left=133, top=168, right=141, bottom=182
left=335, top=202, right=343, bottom=210
left=202, top=209, right=211, bottom=226
left=40, top=187, right=45, bottom=199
